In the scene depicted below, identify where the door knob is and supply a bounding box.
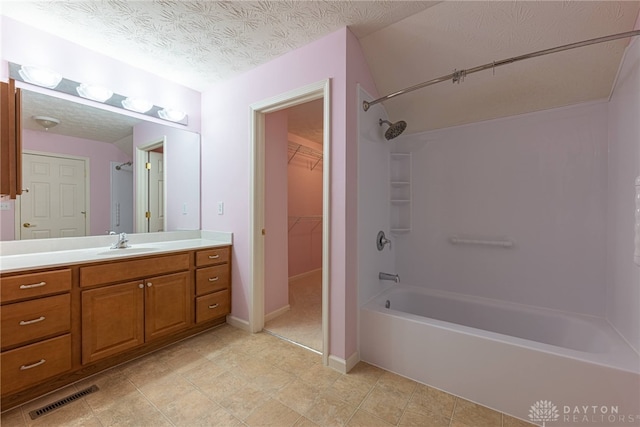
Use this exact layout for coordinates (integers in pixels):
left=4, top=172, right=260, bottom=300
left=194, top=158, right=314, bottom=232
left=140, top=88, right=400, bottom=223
left=23, top=222, right=37, bottom=228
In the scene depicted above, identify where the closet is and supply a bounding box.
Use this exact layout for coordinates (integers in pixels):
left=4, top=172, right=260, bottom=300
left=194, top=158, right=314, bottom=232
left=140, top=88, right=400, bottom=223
left=263, top=100, right=323, bottom=352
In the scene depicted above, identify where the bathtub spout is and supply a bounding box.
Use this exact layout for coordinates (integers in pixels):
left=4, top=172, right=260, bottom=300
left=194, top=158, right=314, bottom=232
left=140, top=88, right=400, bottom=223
left=379, top=272, right=400, bottom=283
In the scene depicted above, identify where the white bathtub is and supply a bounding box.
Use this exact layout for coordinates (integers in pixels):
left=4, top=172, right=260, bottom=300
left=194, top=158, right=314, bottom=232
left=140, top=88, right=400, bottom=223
left=360, top=285, right=640, bottom=425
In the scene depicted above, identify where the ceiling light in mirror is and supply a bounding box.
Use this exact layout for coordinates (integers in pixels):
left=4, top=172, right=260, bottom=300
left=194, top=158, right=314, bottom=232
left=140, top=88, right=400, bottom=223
left=122, top=97, right=153, bottom=113
left=158, top=108, right=186, bottom=122
left=32, top=115, right=60, bottom=130
left=77, top=83, right=113, bottom=102
left=18, top=65, right=62, bottom=89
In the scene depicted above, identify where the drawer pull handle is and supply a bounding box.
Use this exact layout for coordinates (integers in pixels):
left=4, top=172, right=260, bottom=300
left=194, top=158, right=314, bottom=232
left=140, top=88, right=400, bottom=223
left=20, top=281, right=46, bottom=289
left=208, top=304, right=219, bottom=309
left=208, top=255, right=220, bottom=259
left=20, top=359, right=46, bottom=370
left=20, top=316, right=45, bottom=326
left=208, top=277, right=219, bottom=282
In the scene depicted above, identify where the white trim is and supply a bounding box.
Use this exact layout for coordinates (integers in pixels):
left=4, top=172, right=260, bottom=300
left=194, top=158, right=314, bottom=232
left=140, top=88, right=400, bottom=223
left=288, top=267, right=322, bottom=282
left=16, top=150, right=91, bottom=239
left=328, top=351, right=360, bottom=374
left=226, top=315, right=250, bottom=332
left=264, top=305, right=291, bottom=322
left=249, top=79, right=331, bottom=366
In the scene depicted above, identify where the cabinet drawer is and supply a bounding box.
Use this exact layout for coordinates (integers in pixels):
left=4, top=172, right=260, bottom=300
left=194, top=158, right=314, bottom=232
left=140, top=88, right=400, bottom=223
left=195, top=265, right=229, bottom=296
left=195, top=247, right=230, bottom=267
left=1, top=269, right=71, bottom=303
left=1, top=334, right=72, bottom=395
left=80, top=253, right=190, bottom=287
left=1, top=294, right=70, bottom=350
left=195, top=289, right=230, bottom=323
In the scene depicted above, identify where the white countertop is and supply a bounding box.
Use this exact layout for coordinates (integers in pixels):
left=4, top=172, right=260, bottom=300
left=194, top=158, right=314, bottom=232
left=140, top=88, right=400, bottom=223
left=0, top=230, right=232, bottom=273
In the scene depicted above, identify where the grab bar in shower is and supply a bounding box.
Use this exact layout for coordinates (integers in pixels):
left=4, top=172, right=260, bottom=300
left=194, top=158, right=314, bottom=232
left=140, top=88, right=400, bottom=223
left=449, top=236, right=514, bottom=248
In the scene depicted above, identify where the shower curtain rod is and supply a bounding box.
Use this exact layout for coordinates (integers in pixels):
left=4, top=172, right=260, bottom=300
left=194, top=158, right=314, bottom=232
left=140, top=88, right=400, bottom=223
left=362, top=29, right=640, bottom=111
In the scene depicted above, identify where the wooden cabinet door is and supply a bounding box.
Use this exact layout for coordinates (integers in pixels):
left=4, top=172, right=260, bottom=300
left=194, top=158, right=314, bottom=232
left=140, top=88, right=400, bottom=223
left=1, top=79, right=22, bottom=199
left=81, top=282, right=144, bottom=364
left=144, top=272, right=190, bottom=342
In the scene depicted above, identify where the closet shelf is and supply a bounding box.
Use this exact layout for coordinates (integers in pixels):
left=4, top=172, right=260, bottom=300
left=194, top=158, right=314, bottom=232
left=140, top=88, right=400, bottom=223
left=288, top=215, right=323, bottom=232
left=288, top=142, right=323, bottom=170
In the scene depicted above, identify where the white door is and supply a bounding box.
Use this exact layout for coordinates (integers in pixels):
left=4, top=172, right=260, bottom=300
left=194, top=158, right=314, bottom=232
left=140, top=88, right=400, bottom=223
left=21, top=153, right=87, bottom=239
left=148, top=151, right=164, bottom=232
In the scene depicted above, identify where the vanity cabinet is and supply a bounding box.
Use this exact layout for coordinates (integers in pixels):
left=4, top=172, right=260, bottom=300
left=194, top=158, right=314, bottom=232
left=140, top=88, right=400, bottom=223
left=194, top=247, right=231, bottom=323
left=80, top=254, right=191, bottom=364
left=0, top=269, right=72, bottom=395
left=0, top=244, right=232, bottom=410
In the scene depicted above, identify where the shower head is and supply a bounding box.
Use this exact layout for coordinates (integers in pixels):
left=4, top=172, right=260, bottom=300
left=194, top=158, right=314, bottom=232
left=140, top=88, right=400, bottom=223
left=379, top=119, right=407, bottom=140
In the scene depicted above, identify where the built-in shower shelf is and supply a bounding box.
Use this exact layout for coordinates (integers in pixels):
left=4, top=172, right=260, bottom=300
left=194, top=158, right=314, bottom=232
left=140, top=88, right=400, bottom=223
left=390, top=153, right=411, bottom=233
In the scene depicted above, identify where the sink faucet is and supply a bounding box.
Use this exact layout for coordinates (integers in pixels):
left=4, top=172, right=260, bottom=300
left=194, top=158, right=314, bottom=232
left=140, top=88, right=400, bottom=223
left=379, top=272, right=400, bottom=283
left=111, top=232, right=129, bottom=249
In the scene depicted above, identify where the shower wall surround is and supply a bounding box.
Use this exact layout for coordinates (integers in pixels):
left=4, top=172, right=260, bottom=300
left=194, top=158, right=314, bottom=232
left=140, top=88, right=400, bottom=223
left=606, top=35, right=640, bottom=353
left=394, top=101, right=610, bottom=317
left=357, top=86, right=396, bottom=307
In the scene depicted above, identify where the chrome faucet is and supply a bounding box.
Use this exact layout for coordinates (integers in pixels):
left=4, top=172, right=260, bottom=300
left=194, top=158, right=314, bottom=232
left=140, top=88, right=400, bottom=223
left=111, top=232, right=129, bottom=249
left=379, top=272, right=400, bottom=283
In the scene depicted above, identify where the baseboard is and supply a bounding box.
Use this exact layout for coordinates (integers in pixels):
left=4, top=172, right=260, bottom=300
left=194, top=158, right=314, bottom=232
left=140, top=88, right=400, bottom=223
left=328, top=351, right=360, bottom=374
left=264, top=305, right=290, bottom=322
left=288, top=268, right=322, bottom=282
left=226, top=315, right=250, bottom=332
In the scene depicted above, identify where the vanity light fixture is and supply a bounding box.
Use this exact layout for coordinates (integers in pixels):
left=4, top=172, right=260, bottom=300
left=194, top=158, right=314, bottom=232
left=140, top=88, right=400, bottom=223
left=9, top=62, right=188, bottom=125
left=158, top=108, right=186, bottom=122
left=18, top=65, right=62, bottom=89
left=121, top=97, right=153, bottom=113
left=76, top=83, right=113, bottom=103
left=33, top=115, right=60, bottom=130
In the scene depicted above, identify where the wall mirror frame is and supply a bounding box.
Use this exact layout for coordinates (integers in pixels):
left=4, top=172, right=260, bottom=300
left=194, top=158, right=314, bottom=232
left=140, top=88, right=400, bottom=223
left=2, top=82, right=201, bottom=241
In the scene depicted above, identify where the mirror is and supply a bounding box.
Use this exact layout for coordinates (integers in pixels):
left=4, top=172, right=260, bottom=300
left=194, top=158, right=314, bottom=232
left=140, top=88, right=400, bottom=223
left=0, top=89, right=201, bottom=241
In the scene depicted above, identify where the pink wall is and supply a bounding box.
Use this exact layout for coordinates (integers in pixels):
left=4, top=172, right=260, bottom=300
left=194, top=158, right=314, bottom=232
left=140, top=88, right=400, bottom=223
left=395, top=102, right=609, bottom=317
left=1, top=17, right=201, bottom=133
left=201, top=28, right=378, bottom=361
left=0, top=129, right=131, bottom=240
left=287, top=136, right=323, bottom=278
left=264, top=110, right=290, bottom=315
left=606, top=35, right=640, bottom=353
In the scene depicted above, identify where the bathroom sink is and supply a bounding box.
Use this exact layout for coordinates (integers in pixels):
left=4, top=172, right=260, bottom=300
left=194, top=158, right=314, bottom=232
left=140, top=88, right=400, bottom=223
left=96, top=247, right=158, bottom=256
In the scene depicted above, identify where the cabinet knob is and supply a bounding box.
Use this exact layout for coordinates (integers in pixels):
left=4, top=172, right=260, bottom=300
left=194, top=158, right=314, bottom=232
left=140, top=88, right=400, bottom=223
left=138, top=284, right=144, bottom=289
left=147, top=283, right=153, bottom=287
left=208, top=304, right=219, bottom=309
left=208, top=277, right=219, bottom=282
left=208, top=254, right=220, bottom=259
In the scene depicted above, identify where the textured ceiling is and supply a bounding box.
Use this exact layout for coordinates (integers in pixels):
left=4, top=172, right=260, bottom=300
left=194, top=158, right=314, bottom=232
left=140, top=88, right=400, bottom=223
left=1, top=0, right=437, bottom=91
left=360, top=1, right=640, bottom=133
left=4, top=1, right=639, bottom=136
left=21, top=90, right=141, bottom=143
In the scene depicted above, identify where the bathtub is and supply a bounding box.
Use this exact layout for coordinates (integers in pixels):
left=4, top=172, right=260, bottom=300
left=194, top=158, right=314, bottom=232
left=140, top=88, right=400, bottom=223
left=360, top=285, right=640, bottom=425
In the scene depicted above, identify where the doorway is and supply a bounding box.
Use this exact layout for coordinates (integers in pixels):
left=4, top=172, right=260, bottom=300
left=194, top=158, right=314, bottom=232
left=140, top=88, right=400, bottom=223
left=135, top=139, right=165, bottom=233
left=19, top=152, right=88, bottom=239
left=263, top=100, right=324, bottom=352
left=249, top=79, right=330, bottom=365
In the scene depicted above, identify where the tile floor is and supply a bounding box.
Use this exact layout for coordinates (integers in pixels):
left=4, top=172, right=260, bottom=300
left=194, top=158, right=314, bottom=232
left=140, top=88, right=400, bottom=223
left=264, top=270, right=323, bottom=352
left=1, top=325, right=536, bottom=427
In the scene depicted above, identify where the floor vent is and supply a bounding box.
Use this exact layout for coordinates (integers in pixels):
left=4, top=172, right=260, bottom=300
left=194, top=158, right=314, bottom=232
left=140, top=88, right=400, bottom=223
left=28, top=385, right=99, bottom=420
